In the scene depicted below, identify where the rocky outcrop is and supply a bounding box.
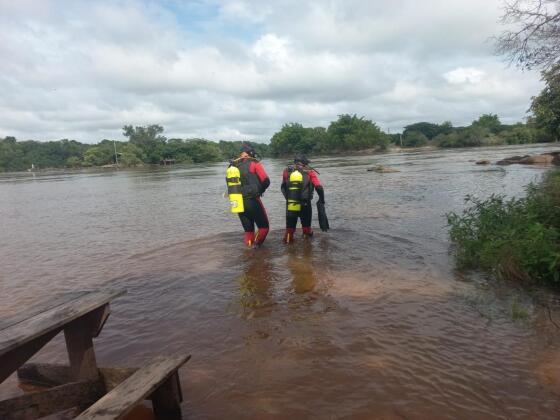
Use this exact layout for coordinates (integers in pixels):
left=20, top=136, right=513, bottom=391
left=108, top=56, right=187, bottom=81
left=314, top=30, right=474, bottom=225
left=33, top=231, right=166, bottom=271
left=496, top=152, right=560, bottom=166
left=519, top=154, right=555, bottom=164
left=496, top=155, right=530, bottom=165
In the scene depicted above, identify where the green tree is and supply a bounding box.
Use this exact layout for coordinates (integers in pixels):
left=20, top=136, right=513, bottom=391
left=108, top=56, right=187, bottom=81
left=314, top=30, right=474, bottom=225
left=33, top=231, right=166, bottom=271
left=499, top=124, right=539, bottom=145
left=83, top=146, right=113, bottom=167
left=403, top=130, right=429, bottom=147
left=472, top=114, right=502, bottom=134
left=440, top=121, right=454, bottom=135
left=119, top=143, right=145, bottom=166
left=403, top=122, right=440, bottom=139
left=0, top=137, right=26, bottom=171
left=270, top=123, right=314, bottom=156
left=122, top=124, right=167, bottom=164
left=530, top=66, right=560, bottom=141
left=326, top=114, right=389, bottom=151
left=66, top=156, right=82, bottom=167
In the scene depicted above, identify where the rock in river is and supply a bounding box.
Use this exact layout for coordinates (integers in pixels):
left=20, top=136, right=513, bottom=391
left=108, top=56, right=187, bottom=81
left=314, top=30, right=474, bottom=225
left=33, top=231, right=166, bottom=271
left=367, top=165, right=400, bottom=173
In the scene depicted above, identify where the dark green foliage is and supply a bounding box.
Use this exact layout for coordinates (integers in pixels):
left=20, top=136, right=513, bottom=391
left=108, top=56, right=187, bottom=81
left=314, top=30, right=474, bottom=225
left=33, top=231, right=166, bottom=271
left=164, top=138, right=222, bottom=163
left=0, top=137, right=88, bottom=171
left=435, top=125, right=501, bottom=148
left=500, top=124, right=541, bottom=145
left=122, top=124, right=167, bottom=164
left=447, top=171, right=560, bottom=284
left=402, top=131, right=429, bottom=147
left=530, top=66, right=560, bottom=142
left=433, top=118, right=549, bottom=148
left=0, top=126, right=271, bottom=171
left=472, top=114, right=502, bottom=134
left=269, top=115, right=388, bottom=156
left=326, top=114, right=389, bottom=152
left=403, top=121, right=454, bottom=140
left=270, top=123, right=316, bottom=156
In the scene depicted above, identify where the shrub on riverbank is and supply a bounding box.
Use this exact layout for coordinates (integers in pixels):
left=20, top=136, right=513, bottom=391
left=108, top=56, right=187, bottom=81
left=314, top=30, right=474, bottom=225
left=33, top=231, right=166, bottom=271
left=447, top=170, right=560, bottom=284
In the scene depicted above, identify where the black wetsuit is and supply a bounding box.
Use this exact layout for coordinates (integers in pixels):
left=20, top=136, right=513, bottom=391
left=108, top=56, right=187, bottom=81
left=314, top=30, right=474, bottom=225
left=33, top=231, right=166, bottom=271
left=281, top=166, right=324, bottom=236
left=235, top=158, right=270, bottom=245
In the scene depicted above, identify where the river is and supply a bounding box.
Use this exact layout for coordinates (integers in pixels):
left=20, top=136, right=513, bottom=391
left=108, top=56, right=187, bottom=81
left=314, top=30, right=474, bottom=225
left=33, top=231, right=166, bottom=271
left=1, top=143, right=560, bottom=419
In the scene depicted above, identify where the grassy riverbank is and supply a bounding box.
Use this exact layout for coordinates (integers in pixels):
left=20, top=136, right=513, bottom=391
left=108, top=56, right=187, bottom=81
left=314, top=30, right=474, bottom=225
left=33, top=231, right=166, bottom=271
left=447, top=170, right=560, bottom=285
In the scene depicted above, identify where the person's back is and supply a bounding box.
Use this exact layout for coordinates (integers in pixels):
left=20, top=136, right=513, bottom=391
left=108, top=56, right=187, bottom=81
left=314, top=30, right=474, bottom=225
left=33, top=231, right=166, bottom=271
left=280, top=155, right=325, bottom=243
left=227, top=145, right=270, bottom=247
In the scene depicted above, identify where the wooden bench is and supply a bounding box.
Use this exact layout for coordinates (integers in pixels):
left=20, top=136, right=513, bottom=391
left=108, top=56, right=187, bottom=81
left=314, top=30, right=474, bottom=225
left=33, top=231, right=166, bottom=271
left=0, top=289, right=125, bottom=384
left=76, top=354, right=190, bottom=420
left=0, top=289, right=191, bottom=419
left=0, top=289, right=125, bottom=419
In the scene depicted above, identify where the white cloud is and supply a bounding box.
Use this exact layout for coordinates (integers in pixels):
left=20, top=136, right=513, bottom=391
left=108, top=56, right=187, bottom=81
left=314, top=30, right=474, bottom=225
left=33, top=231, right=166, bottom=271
left=444, top=68, right=485, bottom=85
left=0, top=0, right=544, bottom=142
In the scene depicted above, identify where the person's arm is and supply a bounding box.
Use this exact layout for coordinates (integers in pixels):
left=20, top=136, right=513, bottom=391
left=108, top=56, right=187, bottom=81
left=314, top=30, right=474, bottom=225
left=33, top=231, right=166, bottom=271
left=309, top=171, right=325, bottom=203
left=281, top=170, right=288, bottom=199
left=254, top=162, right=270, bottom=193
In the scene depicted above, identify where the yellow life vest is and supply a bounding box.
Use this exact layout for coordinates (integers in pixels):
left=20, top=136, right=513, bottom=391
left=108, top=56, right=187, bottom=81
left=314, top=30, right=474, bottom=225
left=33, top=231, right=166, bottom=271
left=226, top=165, right=244, bottom=213
left=287, top=169, right=303, bottom=212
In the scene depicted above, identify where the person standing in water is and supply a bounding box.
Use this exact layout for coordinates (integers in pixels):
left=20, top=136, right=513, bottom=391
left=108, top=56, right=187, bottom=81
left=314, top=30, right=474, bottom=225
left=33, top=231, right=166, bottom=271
left=227, top=145, right=271, bottom=247
left=281, top=155, right=325, bottom=243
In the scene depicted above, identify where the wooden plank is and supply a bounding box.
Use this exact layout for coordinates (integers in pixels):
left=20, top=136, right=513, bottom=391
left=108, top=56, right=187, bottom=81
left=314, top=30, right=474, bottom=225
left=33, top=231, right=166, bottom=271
left=18, top=363, right=137, bottom=390
left=0, top=291, right=89, bottom=331
left=0, top=380, right=104, bottom=420
left=0, top=289, right=126, bottom=357
left=76, top=354, right=190, bottom=420
left=0, top=329, right=60, bottom=384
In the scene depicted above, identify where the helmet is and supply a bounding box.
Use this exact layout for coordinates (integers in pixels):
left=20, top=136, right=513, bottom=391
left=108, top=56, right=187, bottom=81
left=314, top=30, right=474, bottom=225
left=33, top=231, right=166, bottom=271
left=294, top=154, right=310, bottom=165
left=240, top=144, right=256, bottom=158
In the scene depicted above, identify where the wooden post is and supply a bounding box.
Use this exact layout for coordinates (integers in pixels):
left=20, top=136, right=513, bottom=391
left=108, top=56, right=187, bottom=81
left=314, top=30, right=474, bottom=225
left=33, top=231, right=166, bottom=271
left=151, top=372, right=183, bottom=420
left=64, top=315, right=99, bottom=382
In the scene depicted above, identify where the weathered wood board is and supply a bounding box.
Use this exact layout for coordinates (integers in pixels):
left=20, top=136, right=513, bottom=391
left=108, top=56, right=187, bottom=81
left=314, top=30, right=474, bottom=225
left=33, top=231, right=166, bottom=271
left=76, top=354, right=190, bottom=420
left=0, top=289, right=125, bottom=357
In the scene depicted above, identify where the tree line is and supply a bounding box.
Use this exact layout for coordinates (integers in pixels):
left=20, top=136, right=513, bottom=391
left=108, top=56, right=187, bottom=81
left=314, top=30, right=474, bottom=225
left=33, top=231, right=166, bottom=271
left=0, top=127, right=269, bottom=172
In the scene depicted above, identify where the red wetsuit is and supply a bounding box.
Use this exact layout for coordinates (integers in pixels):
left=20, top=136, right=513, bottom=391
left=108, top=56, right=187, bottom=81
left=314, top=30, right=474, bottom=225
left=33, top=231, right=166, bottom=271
left=237, top=158, right=270, bottom=246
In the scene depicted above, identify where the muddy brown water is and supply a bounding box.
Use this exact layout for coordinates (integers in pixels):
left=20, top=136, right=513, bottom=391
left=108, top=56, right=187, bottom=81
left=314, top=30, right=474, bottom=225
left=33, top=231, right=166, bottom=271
left=1, top=144, right=560, bottom=419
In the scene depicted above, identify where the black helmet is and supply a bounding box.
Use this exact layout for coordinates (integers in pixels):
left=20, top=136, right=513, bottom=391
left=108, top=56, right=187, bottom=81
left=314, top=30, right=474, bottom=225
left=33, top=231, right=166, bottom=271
left=240, top=144, right=256, bottom=158
left=294, top=154, right=310, bottom=165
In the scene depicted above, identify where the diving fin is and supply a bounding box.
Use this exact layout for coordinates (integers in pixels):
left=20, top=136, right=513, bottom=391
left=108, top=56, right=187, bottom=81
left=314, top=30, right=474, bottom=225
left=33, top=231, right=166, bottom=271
left=316, top=201, right=329, bottom=232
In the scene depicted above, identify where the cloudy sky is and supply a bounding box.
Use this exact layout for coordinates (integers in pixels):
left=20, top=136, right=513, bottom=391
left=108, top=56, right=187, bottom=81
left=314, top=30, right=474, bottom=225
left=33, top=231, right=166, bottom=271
left=0, top=0, right=544, bottom=143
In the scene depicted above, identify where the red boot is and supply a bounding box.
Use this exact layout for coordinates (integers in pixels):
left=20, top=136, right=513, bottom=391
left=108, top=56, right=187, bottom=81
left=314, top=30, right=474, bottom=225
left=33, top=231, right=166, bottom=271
left=283, top=228, right=295, bottom=244
left=254, top=228, right=269, bottom=247
left=302, top=226, right=314, bottom=238
left=244, top=231, right=255, bottom=247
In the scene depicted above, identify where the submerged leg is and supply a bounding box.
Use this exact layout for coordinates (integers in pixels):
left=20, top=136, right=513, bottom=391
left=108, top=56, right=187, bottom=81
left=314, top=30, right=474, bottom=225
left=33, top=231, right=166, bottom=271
left=244, top=231, right=255, bottom=247
left=301, top=202, right=313, bottom=237
left=253, top=198, right=270, bottom=246
left=239, top=208, right=255, bottom=247
left=283, top=227, right=296, bottom=244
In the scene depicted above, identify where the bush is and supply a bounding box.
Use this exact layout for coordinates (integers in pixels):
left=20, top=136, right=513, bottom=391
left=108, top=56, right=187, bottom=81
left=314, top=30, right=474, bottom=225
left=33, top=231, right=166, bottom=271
left=447, top=171, right=560, bottom=284
left=402, top=130, right=429, bottom=147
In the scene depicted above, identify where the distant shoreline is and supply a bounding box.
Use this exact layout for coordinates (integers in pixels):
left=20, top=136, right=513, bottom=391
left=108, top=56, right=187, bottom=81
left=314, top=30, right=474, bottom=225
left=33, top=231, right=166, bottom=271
left=2, top=142, right=559, bottom=175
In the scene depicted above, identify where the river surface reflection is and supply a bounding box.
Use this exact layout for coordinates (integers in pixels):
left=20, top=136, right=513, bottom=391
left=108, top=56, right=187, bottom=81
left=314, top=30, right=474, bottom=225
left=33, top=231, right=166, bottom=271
left=1, top=144, right=560, bottom=418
